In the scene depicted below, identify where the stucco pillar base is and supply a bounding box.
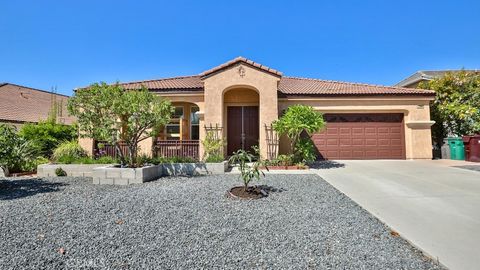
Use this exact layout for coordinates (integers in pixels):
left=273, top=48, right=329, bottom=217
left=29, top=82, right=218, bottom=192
left=79, top=137, right=94, bottom=157
left=138, top=136, right=154, bottom=157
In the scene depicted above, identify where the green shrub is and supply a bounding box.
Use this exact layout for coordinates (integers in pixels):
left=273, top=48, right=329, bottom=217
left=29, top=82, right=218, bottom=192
left=22, top=156, right=50, bottom=172
left=228, top=149, right=266, bottom=191
left=95, top=156, right=119, bottom=164
left=276, top=154, right=294, bottom=166
left=53, top=155, right=119, bottom=165
left=55, top=167, right=67, bottom=177
left=205, top=154, right=224, bottom=163
left=295, top=138, right=317, bottom=163
left=273, top=105, right=325, bottom=163
left=52, top=141, right=87, bottom=163
left=0, top=124, right=40, bottom=173
left=202, top=131, right=225, bottom=162
left=19, top=120, right=77, bottom=158
left=136, top=154, right=155, bottom=166
left=150, top=156, right=198, bottom=164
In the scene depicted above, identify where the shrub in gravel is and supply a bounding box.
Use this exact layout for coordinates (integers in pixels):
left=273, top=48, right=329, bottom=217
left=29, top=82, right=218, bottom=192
left=55, top=167, right=67, bottom=177
left=53, top=141, right=87, bottom=163
left=228, top=147, right=267, bottom=199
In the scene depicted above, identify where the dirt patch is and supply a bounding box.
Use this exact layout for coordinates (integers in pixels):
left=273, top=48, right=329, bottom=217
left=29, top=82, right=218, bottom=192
left=228, top=186, right=267, bottom=199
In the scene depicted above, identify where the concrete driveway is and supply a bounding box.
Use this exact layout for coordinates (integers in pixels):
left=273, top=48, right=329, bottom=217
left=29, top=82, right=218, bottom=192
left=314, top=160, right=480, bottom=270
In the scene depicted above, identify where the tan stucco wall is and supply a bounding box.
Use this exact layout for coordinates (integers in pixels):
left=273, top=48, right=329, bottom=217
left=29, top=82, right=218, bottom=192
left=202, top=63, right=280, bottom=158
left=79, top=137, right=94, bottom=156
left=279, top=97, right=434, bottom=159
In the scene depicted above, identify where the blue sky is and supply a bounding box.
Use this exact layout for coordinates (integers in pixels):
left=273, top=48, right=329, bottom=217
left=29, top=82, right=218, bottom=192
left=1, top=0, right=479, bottom=96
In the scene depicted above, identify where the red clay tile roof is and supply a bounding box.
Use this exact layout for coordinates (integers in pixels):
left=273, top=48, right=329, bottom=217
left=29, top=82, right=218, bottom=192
left=97, top=57, right=435, bottom=97
left=0, top=83, right=75, bottom=125
left=278, top=77, right=435, bottom=96
left=199, top=56, right=283, bottom=78
left=120, top=75, right=203, bottom=91
left=116, top=75, right=434, bottom=96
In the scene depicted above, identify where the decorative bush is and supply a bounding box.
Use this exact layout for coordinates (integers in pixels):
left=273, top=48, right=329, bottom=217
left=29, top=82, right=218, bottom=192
left=0, top=124, right=40, bottom=174
left=295, top=138, right=317, bottom=163
left=205, top=154, right=224, bottom=163
left=273, top=105, right=325, bottom=163
left=276, top=154, right=294, bottom=166
left=202, top=131, right=225, bottom=162
left=228, top=148, right=266, bottom=191
left=52, top=141, right=88, bottom=164
left=55, top=167, right=67, bottom=177
left=155, top=156, right=198, bottom=164
left=19, top=120, right=77, bottom=158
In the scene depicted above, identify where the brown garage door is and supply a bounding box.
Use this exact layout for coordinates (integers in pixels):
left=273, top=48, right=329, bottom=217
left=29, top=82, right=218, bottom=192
left=312, top=113, right=405, bottom=160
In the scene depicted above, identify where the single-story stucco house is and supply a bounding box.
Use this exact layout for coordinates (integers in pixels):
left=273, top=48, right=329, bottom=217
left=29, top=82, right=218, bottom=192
left=79, top=57, right=436, bottom=160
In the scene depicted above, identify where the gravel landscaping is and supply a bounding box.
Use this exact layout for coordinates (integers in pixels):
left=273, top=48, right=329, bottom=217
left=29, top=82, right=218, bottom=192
left=0, top=174, right=444, bottom=269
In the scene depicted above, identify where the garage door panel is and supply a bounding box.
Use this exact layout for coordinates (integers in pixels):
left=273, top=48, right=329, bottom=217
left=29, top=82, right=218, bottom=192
left=365, top=139, right=377, bottom=146
left=339, top=138, right=351, bottom=146
left=340, top=151, right=353, bottom=159
left=327, top=138, right=339, bottom=146
left=339, top=127, right=351, bottom=134
left=352, top=128, right=364, bottom=135
left=390, top=127, right=401, bottom=133
left=365, top=127, right=376, bottom=134
left=377, top=127, right=389, bottom=133
left=351, top=139, right=364, bottom=146
left=327, top=128, right=338, bottom=135
left=391, top=139, right=402, bottom=146
left=314, top=113, right=405, bottom=160
left=378, top=139, right=390, bottom=146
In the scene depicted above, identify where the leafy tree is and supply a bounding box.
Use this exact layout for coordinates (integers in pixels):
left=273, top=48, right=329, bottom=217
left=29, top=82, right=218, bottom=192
left=272, top=105, right=325, bottom=162
left=68, top=82, right=173, bottom=167
left=418, top=71, right=480, bottom=145
left=19, top=120, right=77, bottom=157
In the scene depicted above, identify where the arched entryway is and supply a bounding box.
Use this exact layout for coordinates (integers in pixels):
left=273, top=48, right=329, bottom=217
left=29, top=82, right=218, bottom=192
left=223, top=87, right=260, bottom=155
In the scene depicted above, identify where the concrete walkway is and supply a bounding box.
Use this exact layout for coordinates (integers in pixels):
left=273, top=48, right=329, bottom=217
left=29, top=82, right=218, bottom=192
left=313, top=160, right=480, bottom=270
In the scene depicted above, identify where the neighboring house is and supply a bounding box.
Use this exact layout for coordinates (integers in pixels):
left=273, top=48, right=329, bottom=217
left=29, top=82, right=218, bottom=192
left=0, top=83, right=75, bottom=129
left=395, top=70, right=480, bottom=88
left=79, top=57, right=436, bottom=160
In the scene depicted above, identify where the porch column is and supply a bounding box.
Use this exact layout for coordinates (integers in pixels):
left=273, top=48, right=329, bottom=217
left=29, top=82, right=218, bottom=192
left=138, top=136, right=154, bottom=157
left=79, top=137, right=94, bottom=157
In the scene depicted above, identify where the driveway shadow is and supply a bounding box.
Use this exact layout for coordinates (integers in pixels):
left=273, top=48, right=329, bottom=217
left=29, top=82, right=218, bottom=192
left=309, top=161, right=345, bottom=170
left=0, top=178, right=66, bottom=200
left=453, top=165, right=480, bottom=173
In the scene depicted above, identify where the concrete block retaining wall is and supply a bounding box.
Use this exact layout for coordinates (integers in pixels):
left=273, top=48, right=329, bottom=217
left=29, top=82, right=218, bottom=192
left=37, top=164, right=114, bottom=177
left=162, top=161, right=228, bottom=176
left=37, top=161, right=228, bottom=185
left=93, top=165, right=163, bottom=185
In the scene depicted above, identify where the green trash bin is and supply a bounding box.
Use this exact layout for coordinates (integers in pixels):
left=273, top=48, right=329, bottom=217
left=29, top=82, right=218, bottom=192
left=447, top=137, right=465, bottom=160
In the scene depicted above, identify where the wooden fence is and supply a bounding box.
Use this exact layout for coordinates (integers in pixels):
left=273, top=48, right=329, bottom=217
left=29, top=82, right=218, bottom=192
left=153, top=140, right=200, bottom=160
left=94, top=141, right=129, bottom=159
